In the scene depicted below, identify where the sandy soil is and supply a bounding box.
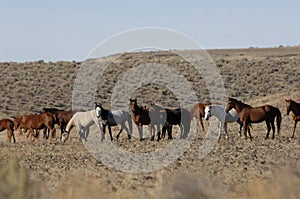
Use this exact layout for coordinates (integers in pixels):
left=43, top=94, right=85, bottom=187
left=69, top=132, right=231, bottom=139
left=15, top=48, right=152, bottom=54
left=0, top=46, right=300, bottom=199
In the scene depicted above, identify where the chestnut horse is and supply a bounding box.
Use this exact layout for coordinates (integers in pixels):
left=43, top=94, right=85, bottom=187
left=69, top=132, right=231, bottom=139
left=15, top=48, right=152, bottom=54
left=190, top=103, right=211, bottom=132
left=14, top=112, right=56, bottom=142
left=0, top=119, right=15, bottom=143
left=225, top=97, right=281, bottom=140
left=43, top=108, right=74, bottom=138
left=285, top=99, right=300, bottom=138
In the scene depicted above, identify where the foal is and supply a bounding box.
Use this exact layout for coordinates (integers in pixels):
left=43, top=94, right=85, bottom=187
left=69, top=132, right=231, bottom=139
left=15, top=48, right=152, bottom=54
left=285, top=99, right=300, bottom=138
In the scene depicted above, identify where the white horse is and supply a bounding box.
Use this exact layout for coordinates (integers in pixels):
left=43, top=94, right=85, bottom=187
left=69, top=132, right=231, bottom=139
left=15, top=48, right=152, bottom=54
left=61, top=109, right=103, bottom=142
left=95, top=103, right=132, bottom=141
left=204, top=104, right=243, bottom=138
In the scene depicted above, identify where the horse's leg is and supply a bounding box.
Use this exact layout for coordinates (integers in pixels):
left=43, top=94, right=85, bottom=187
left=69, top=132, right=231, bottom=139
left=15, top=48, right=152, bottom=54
left=60, top=125, right=64, bottom=139
left=116, top=128, right=123, bottom=140
left=247, top=125, right=253, bottom=141
left=108, top=126, right=113, bottom=141
left=84, top=127, right=89, bottom=141
left=243, top=121, right=248, bottom=139
left=10, top=129, right=16, bottom=143
left=270, top=119, right=276, bottom=139
left=150, top=124, right=155, bottom=141
left=7, top=129, right=12, bottom=143
left=237, top=119, right=243, bottom=137
left=100, top=125, right=106, bottom=141
left=120, top=123, right=131, bottom=140
left=17, top=128, right=23, bottom=143
left=199, top=117, right=205, bottom=132
left=28, top=128, right=35, bottom=144
left=161, top=124, right=166, bottom=140
left=265, top=121, right=271, bottom=140
left=167, top=124, right=173, bottom=139
left=137, top=125, right=143, bottom=141
left=157, top=124, right=161, bottom=141
left=291, top=121, right=298, bottom=138
left=42, top=128, right=48, bottom=140
left=179, top=124, right=184, bottom=139
left=224, top=123, right=229, bottom=139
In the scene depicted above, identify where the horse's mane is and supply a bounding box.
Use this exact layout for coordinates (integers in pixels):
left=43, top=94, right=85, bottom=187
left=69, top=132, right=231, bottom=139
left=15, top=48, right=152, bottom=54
left=229, top=97, right=252, bottom=108
left=99, top=105, right=110, bottom=120
left=291, top=99, right=300, bottom=106
left=43, top=107, right=63, bottom=113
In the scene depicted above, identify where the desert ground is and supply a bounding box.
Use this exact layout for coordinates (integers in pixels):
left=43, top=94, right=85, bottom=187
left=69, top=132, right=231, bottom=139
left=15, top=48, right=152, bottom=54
left=0, top=46, right=299, bottom=199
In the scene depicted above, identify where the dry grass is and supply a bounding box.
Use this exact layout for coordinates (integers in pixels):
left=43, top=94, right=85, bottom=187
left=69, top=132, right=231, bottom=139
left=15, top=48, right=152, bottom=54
left=0, top=158, right=40, bottom=199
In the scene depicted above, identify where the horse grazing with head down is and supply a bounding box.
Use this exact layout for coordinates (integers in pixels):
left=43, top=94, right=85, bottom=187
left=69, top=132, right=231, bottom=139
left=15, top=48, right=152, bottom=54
left=285, top=99, right=300, bottom=138
left=0, top=119, right=15, bottom=143
left=95, top=103, right=132, bottom=141
left=62, top=109, right=102, bottom=142
left=225, top=97, right=281, bottom=141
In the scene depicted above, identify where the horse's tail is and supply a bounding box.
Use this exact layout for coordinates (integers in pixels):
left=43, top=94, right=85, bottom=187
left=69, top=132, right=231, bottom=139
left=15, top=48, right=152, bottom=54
left=276, top=108, right=282, bottom=134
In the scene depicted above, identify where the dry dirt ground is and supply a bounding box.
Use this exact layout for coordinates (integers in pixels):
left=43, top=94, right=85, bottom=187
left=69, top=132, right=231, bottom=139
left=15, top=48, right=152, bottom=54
left=0, top=46, right=300, bottom=199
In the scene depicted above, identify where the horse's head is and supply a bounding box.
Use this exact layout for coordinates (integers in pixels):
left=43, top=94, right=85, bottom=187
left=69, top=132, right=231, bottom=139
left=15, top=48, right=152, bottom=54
left=204, top=105, right=212, bottom=121
left=129, top=98, right=138, bottom=112
left=61, top=132, right=69, bottom=143
left=95, top=103, right=102, bottom=118
left=225, top=97, right=235, bottom=112
left=285, top=99, right=292, bottom=115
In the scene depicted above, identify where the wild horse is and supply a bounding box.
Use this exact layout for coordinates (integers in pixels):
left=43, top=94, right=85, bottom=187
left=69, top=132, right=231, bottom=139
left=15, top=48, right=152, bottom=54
left=225, top=97, right=281, bottom=140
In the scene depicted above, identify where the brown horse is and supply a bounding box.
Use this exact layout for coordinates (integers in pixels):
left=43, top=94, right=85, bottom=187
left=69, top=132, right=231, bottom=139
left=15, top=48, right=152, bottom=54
left=129, top=99, right=164, bottom=141
left=14, top=112, right=56, bottom=142
left=285, top=99, right=300, bottom=138
left=43, top=108, right=74, bottom=138
left=190, top=103, right=211, bottom=132
left=225, top=97, right=281, bottom=140
left=0, top=119, right=15, bottom=143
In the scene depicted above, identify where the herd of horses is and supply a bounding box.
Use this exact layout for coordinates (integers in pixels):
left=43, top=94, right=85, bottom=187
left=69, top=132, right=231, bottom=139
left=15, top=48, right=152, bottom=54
left=0, top=97, right=299, bottom=144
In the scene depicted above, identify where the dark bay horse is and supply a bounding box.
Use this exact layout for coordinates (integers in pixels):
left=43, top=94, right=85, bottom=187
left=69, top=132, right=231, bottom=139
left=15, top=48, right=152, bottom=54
left=129, top=99, right=164, bottom=141
left=148, top=103, right=191, bottom=139
left=225, top=97, right=281, bottom=140
left=285, top=99, right=300, bottom=138
left=43, top=108, right=74, bottom=138
left=0, top=119, right=15, bottom=143
left=190, top=103, right=211, bottom=132
left=95, top=103, right=132, bottom=141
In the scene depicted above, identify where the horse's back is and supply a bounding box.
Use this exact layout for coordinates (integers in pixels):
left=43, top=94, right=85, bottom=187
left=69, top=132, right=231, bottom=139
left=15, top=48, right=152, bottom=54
left=226, top=108, right=239, bottom=122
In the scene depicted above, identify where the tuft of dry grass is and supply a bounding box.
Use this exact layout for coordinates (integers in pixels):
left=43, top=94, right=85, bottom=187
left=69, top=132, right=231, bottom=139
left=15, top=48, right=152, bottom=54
left=0, top=158, right=40, bottom=199
left=234, top=166, right=300, bottom=199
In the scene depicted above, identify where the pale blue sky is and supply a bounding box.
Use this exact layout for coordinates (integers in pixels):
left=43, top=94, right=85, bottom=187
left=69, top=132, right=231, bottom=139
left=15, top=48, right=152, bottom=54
left=1, top=0, right=299, bottom=62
